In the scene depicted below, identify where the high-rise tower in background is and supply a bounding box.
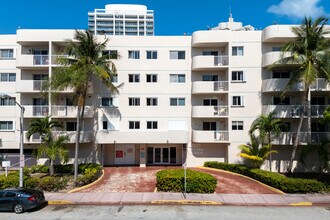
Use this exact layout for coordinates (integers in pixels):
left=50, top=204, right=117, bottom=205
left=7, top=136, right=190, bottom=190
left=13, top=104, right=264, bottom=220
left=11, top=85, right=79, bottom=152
left=88, top=4, right=154, bottom=36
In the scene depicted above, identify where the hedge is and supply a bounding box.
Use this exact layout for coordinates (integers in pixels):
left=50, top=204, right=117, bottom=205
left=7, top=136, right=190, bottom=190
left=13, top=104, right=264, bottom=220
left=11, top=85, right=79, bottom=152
left=156, top=169, right=217, bottom=193
left=204, top=161, right=327, bottom=193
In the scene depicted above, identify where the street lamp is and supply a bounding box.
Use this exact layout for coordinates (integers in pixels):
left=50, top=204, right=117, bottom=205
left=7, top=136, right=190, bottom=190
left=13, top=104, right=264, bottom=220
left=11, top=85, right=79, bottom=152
left=0, top=93, right=25, bottom=188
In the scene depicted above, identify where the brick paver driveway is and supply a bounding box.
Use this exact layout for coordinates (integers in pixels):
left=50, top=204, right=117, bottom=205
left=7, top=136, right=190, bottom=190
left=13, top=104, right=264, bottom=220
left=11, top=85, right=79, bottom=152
left=80, top=166, right=281, bottom=194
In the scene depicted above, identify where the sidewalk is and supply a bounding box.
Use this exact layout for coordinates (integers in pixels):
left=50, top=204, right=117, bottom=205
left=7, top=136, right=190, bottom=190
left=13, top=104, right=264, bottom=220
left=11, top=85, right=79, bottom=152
left=45, top=192, right=330, bottom=206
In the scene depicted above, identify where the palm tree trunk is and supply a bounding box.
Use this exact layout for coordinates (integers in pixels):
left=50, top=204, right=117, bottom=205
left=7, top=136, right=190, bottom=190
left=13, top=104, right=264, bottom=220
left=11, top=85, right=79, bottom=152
left=73, top=102, right=82, bottom=183
left=287, top=90, right=308, bottom=172
left=50, top=159, right=54, bottom=176
left=268, top=134, right=272, bottom=172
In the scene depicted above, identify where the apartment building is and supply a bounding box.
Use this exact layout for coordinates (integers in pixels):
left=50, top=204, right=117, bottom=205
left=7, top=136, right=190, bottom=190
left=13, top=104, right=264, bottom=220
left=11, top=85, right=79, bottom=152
left=88, top=4, right=154, bottom=36
left=0, top=17, right=329, bottom=172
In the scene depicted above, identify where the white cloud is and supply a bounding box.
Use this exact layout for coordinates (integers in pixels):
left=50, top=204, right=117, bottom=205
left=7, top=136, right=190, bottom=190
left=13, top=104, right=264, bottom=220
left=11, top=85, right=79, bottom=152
left=267, top=0, right=327, bottom=20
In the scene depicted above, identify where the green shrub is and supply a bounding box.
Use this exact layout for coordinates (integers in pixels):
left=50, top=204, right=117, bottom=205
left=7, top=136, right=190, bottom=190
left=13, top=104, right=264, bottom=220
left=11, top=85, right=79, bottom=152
left=38, top=176, right=68, bottom=192
left=156, top=169, right=217, bottom=193
left=0, top=172, right=19, bottom=189
left=204, top=161, right=327, bottom=193
left=54, top=164, right=73, bottom=174
left=30, top=165, right=49, bottom=174
left=25, top=176, right=41, bottom=189
left=76, top=166, right=102, bottom=187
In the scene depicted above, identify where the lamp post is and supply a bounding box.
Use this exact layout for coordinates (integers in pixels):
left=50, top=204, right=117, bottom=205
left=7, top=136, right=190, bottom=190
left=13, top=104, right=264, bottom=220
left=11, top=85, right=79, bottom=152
left=0, top=93, right=25, bottom=187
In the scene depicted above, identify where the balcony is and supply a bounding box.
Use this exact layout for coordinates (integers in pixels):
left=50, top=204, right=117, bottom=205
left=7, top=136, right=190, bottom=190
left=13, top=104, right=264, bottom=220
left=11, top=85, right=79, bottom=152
left=24, top=131, right=94, bottom=143
left=97, top=130, right=189, bottom=144
left=262, top=51, right=292, bottom=67
left=262, top=78, right=330, bottom=92
left=262, top=25, right=296, bottom=42
left=192, top=130, right=229, bottom=143
left=262, top=105, right=327, bottom=118
left=192, top=55, right=228, bottom=71
left=192, top=81, right=228, bottom=94
left=273, top=132, right=330, bottom=145
left=51, top=106, right=94, bottom=118
left=192, top=106, right=229, bottom=118
left=16, top=80, right=45, bottom=93
left=16, top=55, right=70, bottom=68
left=23, top=105, right=49, bottom=117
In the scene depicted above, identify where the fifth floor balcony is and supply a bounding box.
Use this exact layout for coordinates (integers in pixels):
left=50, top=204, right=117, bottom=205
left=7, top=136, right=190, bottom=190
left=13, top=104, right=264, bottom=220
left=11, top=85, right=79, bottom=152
left=192, top=81, right=228, bottom=94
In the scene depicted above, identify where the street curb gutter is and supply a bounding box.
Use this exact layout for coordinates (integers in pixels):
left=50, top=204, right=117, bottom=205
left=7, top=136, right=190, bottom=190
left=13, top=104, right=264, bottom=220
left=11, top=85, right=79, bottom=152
left=67, top=169, right=105, bottom=193
left=48, top=200, right=74, bottom=205
left=151, top=200, right=222, bottom=205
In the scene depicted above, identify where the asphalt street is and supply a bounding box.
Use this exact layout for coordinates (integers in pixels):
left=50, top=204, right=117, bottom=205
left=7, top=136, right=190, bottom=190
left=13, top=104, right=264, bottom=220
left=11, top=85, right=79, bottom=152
left=0, top=205, right=329, bottom=220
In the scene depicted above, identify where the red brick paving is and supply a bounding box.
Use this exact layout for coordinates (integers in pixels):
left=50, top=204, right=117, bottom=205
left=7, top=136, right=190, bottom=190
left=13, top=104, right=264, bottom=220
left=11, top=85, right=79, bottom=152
left=79, top=166, right=281, bottom=194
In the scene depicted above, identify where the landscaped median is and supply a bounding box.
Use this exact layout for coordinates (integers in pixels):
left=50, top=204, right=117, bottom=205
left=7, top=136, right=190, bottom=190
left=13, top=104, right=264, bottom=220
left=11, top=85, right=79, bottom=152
left=204, top=161, right=328, bottom=193
left=156, top=169, right=217, bottom=193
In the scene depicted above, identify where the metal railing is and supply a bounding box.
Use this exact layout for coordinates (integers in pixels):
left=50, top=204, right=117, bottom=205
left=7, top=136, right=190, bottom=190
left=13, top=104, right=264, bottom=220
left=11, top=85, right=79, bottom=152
left=214, top=106, right=229, bottom=116
left=214, top=81, right=229, bottom=91
left=214, top=56, right=229, bottom=66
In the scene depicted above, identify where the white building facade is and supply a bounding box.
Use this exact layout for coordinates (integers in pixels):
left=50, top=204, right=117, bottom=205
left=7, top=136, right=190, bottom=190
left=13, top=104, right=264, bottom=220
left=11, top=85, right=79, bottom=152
left=88, top=4, right=154, bottom=36
left=0, top=18, right=329, bottom=172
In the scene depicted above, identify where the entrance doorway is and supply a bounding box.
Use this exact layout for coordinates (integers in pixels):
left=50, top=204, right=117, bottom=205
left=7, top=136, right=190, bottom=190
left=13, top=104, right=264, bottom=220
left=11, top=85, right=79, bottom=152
left=115, top=145, right=135, bottom=165
left=147, top=146, right=177, bottom=165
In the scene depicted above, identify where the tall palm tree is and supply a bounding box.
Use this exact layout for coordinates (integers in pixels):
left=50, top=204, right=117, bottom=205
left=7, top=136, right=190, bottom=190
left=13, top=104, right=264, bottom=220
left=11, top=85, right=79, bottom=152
left=35, top=135, right=69, bottom=176
left=239, top=134, right=277, bottom=168
left=249, top=111, right=282, bottom=171
left=274, top=17, right=330, bottom=172
left=48, top=30, right=122, bottom=183
left=26, top=116, right=62, bottom=141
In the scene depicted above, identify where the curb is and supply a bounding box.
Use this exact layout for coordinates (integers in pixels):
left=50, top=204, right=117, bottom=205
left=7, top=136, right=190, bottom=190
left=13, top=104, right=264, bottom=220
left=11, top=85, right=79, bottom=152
left=196, top=166, right=285, bottom=194
left=151, top=200, right=222, bottom=205
left=289, top=202, right=313, bottom=206
left=48, top=200, right=74, bottom=205
left=67, top=169, right=105, bottom=194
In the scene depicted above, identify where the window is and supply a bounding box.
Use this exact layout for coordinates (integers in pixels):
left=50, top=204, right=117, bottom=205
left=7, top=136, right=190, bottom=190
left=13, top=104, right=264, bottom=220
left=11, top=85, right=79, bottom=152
left=232, top=121, right=243, bottom=130
left=0, top=49, right=14, bottom=59
left=203, top=99, right=218, bottom=106
left=129, top=98, right=140, bottom=106
left=202, top=51, right=218, bottom=56
left=232, top=96, right=244, bottom=106
left=128, top=50, right=140, bottom=59
left=272, top=47, right=282, bottom=52
left=203, top=122, right=217, bottom=131
left=4, top=192, right=16, bottom=198
left=0, top=121, right=13, bottom=130
left=102, top=121, right=108, bottom=130
left=232, top=71, right=245, bottom=82
left=202, top=75, right=218, bottom=81
left=129, top=74, right=140, bottom=83
left=146, top=50, right=157, bottom=59
left=66, top=122, right=77, bottom=131
left=0, top=73, right=16, bottom=82
left=0, top=97, right=15, bottom=106
left=102, top=50, right=118, bottom=59
left=146, top=98, right=158, bottom=106
left=111, top=74, right=118, bottom=83
left=147, top=121, right=158, bottom=129
left=146, top=74, right=157, bottom=83
left=272, top=71, right=290, bottom=78
left=273, top=97, right=290, bottom=105
left=170, top=74, right=185, bottom=83
left=129, top=121, right=140, bottom=129
left=280, top=122, right=290, bottom=132
left=170, top=98, right=185, bottom=106
left=232, top=46, right=244, bottom=56
left=101, top=97, right=113, bottom=107
left=170, top=50, right=185, bottom=60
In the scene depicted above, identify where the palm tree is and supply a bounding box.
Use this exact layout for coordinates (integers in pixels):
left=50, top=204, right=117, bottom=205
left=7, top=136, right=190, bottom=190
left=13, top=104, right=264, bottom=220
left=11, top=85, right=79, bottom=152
left=26, top=116, right=62, bottom=141
left=249, top=111, right=282, bottom=171
left=48, top=30, right=122, bottom=183
left=300, top=141, right=330, bottom=175
left=239, top=134, right=277, bottom=168
left=35, top=135, right=69, bottom=176
left=274, top=17, right=330, bottom=172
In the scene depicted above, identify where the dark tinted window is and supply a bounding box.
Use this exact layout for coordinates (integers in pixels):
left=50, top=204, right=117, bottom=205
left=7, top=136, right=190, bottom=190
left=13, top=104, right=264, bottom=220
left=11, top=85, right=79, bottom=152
left=0, top=191, right=4, bottom=197
left=5, top=191, right=16, bottom=197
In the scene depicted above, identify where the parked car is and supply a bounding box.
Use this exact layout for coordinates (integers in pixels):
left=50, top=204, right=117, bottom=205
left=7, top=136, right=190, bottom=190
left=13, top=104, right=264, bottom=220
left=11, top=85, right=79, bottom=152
left=0, top=188, right=46, bottom=214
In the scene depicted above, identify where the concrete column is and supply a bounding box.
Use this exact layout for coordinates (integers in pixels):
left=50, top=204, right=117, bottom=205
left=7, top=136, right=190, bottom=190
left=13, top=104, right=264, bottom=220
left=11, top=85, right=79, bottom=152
left=139, top=144, right=146, bottom=167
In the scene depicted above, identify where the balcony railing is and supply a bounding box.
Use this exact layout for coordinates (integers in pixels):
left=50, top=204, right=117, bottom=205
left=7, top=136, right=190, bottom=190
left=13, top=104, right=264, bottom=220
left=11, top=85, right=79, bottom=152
left=192, top=130, right=229, bottom=142
left=262, top=105, right=327, bottom=118
left=262, top=78, right=330, bottom=92
left=51, top=106, right=93, bottom=118
left=273, top=132, right=330, bottom=145
left=33, top=55, right=49, bottom=65
left=192, top=81, right=228, bottom=94
left=192, top=106, right=229, bottom=118
left=192, top=55, right=229, bottom=70
left=23, top=105, right=49, bottom=117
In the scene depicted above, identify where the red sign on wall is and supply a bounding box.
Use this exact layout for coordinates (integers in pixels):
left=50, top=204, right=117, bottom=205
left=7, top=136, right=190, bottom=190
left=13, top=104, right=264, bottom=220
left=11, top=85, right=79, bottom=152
left=116, top=150, right=123, bottom=158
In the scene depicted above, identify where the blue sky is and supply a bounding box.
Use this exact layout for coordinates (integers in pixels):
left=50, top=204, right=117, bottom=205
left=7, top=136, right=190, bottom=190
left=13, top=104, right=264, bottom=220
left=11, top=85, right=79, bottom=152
left=0, top=0, right=329, bottom=35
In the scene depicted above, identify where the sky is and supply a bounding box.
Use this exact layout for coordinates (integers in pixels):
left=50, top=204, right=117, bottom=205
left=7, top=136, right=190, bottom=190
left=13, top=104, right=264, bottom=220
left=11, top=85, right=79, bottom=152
left=0, top=0, right=329, bottom=35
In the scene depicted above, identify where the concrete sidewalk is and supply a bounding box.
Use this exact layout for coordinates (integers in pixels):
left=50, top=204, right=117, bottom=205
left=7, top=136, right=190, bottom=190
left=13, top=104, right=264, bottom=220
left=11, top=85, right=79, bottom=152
left=45, top=192, right=330, bottom=206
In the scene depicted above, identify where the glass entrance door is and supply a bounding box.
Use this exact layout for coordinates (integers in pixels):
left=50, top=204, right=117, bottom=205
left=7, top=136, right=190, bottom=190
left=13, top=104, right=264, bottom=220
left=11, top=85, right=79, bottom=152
left=153, top=147, right=170, bottom=164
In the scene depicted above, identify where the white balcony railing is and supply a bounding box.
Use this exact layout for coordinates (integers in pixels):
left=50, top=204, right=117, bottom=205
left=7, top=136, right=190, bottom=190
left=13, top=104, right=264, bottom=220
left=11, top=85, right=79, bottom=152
left=192, top=55, right=229, bottom=70
left=23, top=105, right=49, bottom=117
left=273, top=132, right=330, bottom=145
left=192, top=106, right=229, bottom=118
left=192, top=130, right=229, bottom=143
left=16, top=80, right=45, bottom=92
left=51, top=106, right=93, bottom=118
left=262, top=105, right=327, bottom=118
left=262, top=78, right=330, bottom=92
left=23, top=130, right=94, bottom=143
left=192, top=81, right=228, bottom=94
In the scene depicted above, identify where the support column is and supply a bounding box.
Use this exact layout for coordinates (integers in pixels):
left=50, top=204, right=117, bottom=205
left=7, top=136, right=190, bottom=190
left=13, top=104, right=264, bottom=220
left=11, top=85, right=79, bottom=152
left=139, top=144, right=146, bottom=167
